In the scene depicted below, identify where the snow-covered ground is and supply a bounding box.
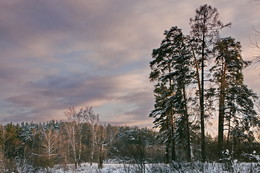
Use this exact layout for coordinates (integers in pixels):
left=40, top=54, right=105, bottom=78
left=34, top=162, right=259, bottom=173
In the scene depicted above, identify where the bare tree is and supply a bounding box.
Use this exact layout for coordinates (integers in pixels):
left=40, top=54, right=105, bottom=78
left=64, top=106, right=101, bottom=167
left=78, top=106, right=100, bottom=166
left=64, top=107, right=82, bottom=169
left=40, top=126, right=59, bottom=159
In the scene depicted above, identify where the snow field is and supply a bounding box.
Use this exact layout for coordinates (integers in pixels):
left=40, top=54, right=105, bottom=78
left=36, top=162, right=259, bottom=173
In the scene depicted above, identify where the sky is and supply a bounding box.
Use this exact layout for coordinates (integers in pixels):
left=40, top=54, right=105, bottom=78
left=0, top=0, right=259, bottom=128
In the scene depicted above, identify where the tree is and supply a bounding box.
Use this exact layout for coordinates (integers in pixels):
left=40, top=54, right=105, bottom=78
left=2, top=123, right=21, bottom=172
left=0, top=125, right=5, bottom=172
left=96, top=124, right=106, bottom=169
left=39, top=123, right=59, bottom=168
left=250, top=26, right=260, bottom=74
left=64, top=107, right=82, bottom=169
left=18, top=122, right=41, bottom=171
left=150, top=83, right=175, bottom=162
left=150, top=26, right=194, bottom=162
left=77, top=106, right=100, bottom=166
left=189, top=4, right=230, bottom=161
left=211, top=37, right=259, bottom=159
left=110, top=127, right=156, bottom=172
left=57, top=122, right=70, bottom=170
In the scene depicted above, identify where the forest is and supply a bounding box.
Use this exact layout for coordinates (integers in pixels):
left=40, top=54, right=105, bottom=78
left=0, top=106, right=259, bottom=172
left=0, top=3, right=259, bottom=173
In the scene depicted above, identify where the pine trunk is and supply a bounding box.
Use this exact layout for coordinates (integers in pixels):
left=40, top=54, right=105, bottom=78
left=200, top=32, right=206, bottom=162
left=218, top=63, right=227, bottom=160
left=165, top=115, right=170, bottom=163
left=183, top=86, right=191, bottom=161
left=170, top=112, right=176, bottom=161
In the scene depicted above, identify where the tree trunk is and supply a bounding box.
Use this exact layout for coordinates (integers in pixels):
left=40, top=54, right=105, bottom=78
left=218, top=92, right=225, bottom=160
left=165, top=116, right=170, bottom=163
left=98, top=145, right=103, bottom=169
left=165, top=139, right=170, bottom=163
left=192, top=39, right=204, bottom=162
left=218, top=63, right=227, bottom=160
left=77, top=124, right=83, bottom=167
left=72, top=128, right=77, bottom=169
left=183, top=86, right=191, bottom=162
left=90, top=125, right=95, bottom=166
left=226, top=110, right=232, bottom=149
left=170, top=112, right=176, bottom=161
left=200, top=31, right=206, bottom=162
left=168, top=68, right=176, bottom=162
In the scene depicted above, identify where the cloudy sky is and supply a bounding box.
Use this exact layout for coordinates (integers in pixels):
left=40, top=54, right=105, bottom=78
left=0, top=0, right=259, bottom=127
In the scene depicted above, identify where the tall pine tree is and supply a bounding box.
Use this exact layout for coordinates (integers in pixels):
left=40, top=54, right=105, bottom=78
left=189, top=4, right=230, bottom=161
left=150, top=27, right=194, bottom=161
left=211, top=37, right=258, bottom=159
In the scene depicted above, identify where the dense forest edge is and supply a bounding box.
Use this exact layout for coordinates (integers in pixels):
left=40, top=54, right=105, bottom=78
left=0, top=106, right=259, bottom=172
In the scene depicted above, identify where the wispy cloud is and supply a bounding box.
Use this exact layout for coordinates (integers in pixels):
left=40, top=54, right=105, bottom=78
left=0, top=0, right=259, bottom=126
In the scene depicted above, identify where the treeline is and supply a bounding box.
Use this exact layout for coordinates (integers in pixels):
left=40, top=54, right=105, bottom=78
left=0, top=106, right=259, bottom=172
left=0, top=107, right=161, bottom=172
left=149, top=4, right=260, bottom=163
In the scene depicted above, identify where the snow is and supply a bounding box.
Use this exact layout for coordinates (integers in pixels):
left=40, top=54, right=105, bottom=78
left=34, top=162, right=259, bottom=173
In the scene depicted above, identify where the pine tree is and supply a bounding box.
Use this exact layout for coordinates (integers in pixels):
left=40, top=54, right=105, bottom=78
left=150, top=27, right=194, bottom=161
left=150, top=83, right=175, bottom=162
left=189, top=4, right=230, bottom=161
left=211, top=37, right=259, bottom=159
left=3, top=123, right=21, bottom=172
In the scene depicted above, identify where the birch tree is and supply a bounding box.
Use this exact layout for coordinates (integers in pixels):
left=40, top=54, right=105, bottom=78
left=78, top=106, right=100, bottom=166
left=64, top=107, right=82, bottom=168
left=40, top=125, right=59, bottom=159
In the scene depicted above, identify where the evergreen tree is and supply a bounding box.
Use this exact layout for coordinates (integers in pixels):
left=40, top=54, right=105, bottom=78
left=211, top=37, right=259, bottom=159
left=189, top=4, right=230, bottom=161
left=150, top=27, right=194, bottom=161
left=2, top=123, right=21, bottom=172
